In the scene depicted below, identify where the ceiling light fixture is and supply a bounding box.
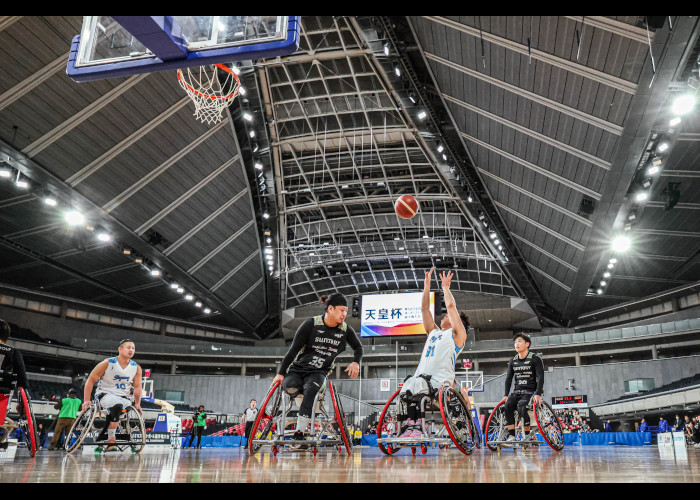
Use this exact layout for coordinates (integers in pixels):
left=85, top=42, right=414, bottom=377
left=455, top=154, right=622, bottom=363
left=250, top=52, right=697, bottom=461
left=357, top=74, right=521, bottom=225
left=262, top=212, right=270, bottom=219
left=203, top=308, right=211, bottom=314
left=417, top=110, right=427, bottom=120
left=243, top=112, right=253, bottom=122
left=657, top=142, right=669, bottom=153
left=394, top=66, right=401, bottom=77
left=671, top=94, right=695, bottom=115
left=44, top=197, right=57, bottom=206
left=64, top=210, right=85, bottom=226
left=0, top=167, right=11, bottom=178
left=185, top=294, right=194, bottom=301
left=635, top=192, right=648, bottom=202
left=150, top=268, right=161, bottom=277
left=383, top=43, right=390, bottom=56
left=669, top=117, right=681, bottom=127
left=97, top=232, right=111, bottom=242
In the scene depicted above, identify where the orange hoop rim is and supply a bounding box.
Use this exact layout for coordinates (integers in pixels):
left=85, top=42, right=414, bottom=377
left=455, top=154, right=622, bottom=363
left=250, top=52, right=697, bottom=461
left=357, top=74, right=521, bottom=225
left=177, top=63, right=241, bottom=101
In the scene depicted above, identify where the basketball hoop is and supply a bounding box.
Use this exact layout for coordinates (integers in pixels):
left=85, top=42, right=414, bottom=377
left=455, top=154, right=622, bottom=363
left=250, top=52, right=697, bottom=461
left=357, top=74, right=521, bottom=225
left=177, top=63, right=240, bottom=124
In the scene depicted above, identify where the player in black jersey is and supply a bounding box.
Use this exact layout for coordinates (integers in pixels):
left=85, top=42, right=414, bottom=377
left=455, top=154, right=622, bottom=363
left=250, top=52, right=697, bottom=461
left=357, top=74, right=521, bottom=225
left=271, top=293, right=363, bottom=440
left=498, top=332, right=544, bottom=442
left=0, top=319, right=30, bottom=431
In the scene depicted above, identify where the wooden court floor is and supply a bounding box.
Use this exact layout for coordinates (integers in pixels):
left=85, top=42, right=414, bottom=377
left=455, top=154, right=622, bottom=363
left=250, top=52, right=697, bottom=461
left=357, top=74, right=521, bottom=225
left=0, top=445, right=698, bottom=483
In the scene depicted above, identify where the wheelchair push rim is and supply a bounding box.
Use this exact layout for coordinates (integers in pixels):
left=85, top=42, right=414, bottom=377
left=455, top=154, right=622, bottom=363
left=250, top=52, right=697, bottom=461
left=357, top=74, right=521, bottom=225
left=18, top=387, right=37, bottom=457
left=438, top=385, right=475, bottom=456
left=248, top=380, right=281, bottom=454
left=65, top=404, right=96, bottom=454
left=376, top=388, right=402, bottom=455
left=125, top=406, right=146, bottom=453
left=484, top=400, right=507, bottom=452
left=534, top=399, right=564, bottom=452
left=328, top=381, right=352, bottom=455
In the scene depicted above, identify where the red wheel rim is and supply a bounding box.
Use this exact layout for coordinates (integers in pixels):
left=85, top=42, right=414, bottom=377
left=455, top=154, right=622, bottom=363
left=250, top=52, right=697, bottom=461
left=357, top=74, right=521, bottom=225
left=247, top=380, right=280, bottom=453
left=438, top=386, right=472, bottom=456
left=19, top=387, right=36, bottom=458
left=534, top=401, right=564, bottom=452
left=484, top=400, right=505, bottom=451
left=377, top=388, right=401, bottom=455
left=328, top=381, right=352, bottom=455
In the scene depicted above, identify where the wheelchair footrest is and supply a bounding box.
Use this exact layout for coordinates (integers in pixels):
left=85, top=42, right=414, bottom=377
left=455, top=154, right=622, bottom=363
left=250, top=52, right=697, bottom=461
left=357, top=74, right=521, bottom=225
left=378, top=437, right=453, bottom=446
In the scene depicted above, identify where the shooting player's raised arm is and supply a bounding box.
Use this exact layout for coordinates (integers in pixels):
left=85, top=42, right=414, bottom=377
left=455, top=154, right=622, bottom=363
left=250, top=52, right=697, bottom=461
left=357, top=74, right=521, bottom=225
left=422, top=268, right=437, bottom=334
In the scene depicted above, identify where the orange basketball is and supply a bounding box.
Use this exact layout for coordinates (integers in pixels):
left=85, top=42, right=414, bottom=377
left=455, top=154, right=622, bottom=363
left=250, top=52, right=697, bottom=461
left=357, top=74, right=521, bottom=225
left=395, top=194, right=419, bottom=219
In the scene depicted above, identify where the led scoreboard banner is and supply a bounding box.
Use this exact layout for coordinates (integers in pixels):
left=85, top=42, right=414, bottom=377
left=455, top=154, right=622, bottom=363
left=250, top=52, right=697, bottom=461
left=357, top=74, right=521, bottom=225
left=551, top=395, right=588, bottom=408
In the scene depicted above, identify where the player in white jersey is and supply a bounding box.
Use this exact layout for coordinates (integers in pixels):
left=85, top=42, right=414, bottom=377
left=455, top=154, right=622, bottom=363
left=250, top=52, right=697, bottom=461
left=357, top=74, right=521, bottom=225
left=400, top=268, right=470, bottom=437
left=82, top=339, right=143, bottom=447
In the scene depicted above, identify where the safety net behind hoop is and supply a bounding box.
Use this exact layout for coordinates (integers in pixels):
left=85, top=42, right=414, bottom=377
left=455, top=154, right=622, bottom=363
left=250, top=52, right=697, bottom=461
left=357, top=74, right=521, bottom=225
left=177, top=64, right=241, bottom=125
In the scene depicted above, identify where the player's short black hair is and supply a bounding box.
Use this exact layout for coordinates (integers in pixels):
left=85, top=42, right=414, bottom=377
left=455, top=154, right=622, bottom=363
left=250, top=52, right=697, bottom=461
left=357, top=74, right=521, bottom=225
left=0, top=319, right=10, bottom=343
left=459, top=312, right=470, bottom=330
left=118, top=338, right=134, bottom=347
left=513, top=332, right=531, bottom=347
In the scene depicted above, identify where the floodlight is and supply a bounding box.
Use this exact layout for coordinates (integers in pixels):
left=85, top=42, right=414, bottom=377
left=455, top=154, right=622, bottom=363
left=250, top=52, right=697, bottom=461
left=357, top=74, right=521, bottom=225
left=64, top=210, right=85, bottom=226
left=671, top=94, right=695, bottom=115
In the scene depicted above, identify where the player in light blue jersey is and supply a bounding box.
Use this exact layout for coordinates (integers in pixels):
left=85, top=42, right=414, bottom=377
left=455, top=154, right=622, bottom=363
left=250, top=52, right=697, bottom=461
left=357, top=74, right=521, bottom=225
left=400, top=268, right=470, bottom=437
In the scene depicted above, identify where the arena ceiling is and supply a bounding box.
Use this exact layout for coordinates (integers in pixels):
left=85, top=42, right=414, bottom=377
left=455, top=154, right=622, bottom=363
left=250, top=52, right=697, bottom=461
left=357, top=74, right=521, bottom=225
left=0, top=16, right=698, bottom=337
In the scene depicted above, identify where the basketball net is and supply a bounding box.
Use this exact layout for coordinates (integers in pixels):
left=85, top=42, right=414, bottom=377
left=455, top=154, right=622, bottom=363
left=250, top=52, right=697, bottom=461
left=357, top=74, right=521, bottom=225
left=177, top=64, right=240, bottom=125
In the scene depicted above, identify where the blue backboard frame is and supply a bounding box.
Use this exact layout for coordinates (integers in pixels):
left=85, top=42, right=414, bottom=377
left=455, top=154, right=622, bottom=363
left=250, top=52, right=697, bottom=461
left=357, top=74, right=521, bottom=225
left=66, top=16, right=300, bottom=82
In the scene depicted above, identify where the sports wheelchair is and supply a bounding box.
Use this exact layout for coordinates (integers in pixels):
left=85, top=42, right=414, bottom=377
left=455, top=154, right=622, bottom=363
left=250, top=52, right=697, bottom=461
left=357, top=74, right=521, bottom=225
left=376, top=375, right=480, bottom=456
left=248, top=376, right=352, bottom=456
left=1, top=380, right=38, bottom=458
left=64, top=395, right=146, bottom=454
left=484, top=395, right=564, bottom=452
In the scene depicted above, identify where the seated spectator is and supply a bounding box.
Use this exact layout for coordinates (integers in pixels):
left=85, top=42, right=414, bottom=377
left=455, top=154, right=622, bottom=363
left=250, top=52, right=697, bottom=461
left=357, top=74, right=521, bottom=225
left=638, top=418, right=648, bottom=432
left=687, top=422, right=700, bottom=446
left=658, top=417, right=669, bottom=433
left=581, top=419, right=591, bottom=432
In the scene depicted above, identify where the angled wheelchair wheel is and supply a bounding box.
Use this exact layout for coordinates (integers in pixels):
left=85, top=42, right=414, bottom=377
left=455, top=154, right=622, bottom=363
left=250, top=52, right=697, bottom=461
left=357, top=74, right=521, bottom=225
left=328, top=381, right=352, bottom=455
left=534, top=400, right=564, bottom=452
left=18, top=388, right=37, bottom=457
left=124, top=406, right=146, bottom=454
left=65, top=404, right=96, bottom=454
left=438, top=385, right=476, bottom=456
left=376, top=388, right=402, bottom=456
left=248, top=380, right=282, bottom=454
left=484, top=401, right=508, bottom=452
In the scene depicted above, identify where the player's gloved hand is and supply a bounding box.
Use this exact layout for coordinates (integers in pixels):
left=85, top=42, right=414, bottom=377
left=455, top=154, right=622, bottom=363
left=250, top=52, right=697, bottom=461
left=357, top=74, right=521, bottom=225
left=81, top=401, right=91, bottom=412
left=499, top=396, right=508, bottom=405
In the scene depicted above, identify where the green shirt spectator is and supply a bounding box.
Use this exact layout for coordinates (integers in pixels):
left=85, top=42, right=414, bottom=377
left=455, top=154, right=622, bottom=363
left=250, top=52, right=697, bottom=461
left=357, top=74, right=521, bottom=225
left=57, top=395, right=81, bottom=419
left=194, top=408, right=206, bottom=427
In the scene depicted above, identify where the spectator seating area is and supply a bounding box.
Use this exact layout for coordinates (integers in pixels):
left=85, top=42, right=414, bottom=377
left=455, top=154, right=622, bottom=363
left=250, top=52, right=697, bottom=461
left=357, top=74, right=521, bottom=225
left=604, top=373, right=700, bottom=404
left=28, top=380, right=75, bottom=401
